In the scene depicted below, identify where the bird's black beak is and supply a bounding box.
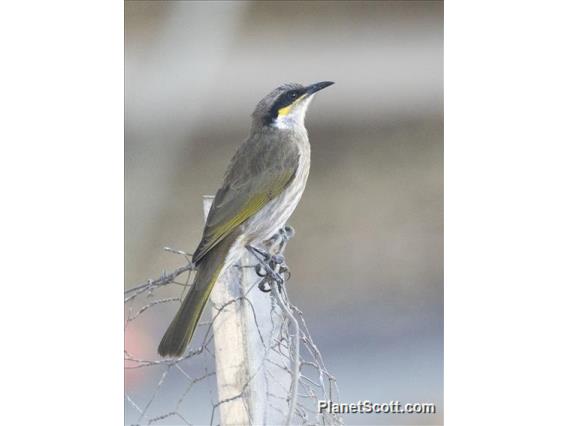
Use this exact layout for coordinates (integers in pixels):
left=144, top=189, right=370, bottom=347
left=306, top=81, right=335, bottom=95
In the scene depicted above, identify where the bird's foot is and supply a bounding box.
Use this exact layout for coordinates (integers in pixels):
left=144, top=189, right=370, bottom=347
left=265, top=225, right=295, bottom=254
left=245, top=244, right=290, bottom=292
left=276, top=225, right=295, bottom=244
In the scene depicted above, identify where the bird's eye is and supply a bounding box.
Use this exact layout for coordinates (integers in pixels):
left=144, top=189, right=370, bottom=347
left=290, top=92, right=298, bottom=99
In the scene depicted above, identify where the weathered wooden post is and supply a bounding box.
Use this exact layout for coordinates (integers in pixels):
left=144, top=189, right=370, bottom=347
left=203, top=196, right=294, bottom=426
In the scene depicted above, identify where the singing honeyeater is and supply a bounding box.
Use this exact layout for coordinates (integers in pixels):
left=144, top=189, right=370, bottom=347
left=158, top=81, right=334, bottom=357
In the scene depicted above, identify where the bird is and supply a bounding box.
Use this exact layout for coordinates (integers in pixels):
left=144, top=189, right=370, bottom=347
left=158, top=81, right=334, bottom=357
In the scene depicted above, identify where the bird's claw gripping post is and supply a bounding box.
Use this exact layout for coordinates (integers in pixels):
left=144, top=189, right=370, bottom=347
left=246, top=244, right=285, bottom=291
left=246, top=226, right=294, bottom=293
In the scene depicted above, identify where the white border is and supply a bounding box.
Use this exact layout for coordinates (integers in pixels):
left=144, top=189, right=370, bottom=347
left=446, top=1, right=568, bottom=424
left=1, top=1, right=123, bottom=424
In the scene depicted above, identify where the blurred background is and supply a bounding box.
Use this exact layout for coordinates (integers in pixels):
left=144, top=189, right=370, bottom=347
left=125, top=1, right=442, bottom=425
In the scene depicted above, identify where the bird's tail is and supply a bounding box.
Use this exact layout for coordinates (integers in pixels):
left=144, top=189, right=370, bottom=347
left=158, top=235, right=235, bottom=358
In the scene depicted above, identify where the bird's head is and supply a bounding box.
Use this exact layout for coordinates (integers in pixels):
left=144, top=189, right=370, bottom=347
left=252, top=81, right=334, bottom=130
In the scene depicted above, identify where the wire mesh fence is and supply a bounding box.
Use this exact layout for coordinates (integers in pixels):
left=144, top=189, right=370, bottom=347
left=125, top=225, right=342, bottom=426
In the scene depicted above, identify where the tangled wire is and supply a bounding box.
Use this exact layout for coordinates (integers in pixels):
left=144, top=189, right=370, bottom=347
left=125, top=227, right=342, bottom=426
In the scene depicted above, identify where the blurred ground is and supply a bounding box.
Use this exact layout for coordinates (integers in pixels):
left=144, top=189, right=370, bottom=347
left=126, top=1, right=443, bottom=425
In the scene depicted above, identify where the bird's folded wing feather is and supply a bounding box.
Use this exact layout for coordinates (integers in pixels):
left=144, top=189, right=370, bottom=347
left=192, top=141, right=299, bottom=265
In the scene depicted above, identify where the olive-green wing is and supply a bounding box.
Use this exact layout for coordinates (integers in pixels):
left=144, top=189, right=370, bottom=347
left=193, top=148, right=299, bottom=265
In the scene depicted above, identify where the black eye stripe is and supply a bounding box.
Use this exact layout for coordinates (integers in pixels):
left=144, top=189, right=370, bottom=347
left=279, top=91, right=298, bottom=106
left=264, top=88, right=307, bottom=125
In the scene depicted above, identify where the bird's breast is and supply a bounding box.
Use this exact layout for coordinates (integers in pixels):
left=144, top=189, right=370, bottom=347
left=244, top=149, right=310, bottom=244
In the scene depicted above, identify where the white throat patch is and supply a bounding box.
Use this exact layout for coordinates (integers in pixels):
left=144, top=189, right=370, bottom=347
left=274, top=95, right=314, bottom=130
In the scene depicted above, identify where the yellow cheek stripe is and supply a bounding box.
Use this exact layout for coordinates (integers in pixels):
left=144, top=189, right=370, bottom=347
left=278, top=104, right=293, bottom=117
left=277, top=94, right=307, bottom=117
